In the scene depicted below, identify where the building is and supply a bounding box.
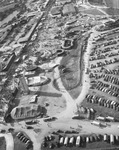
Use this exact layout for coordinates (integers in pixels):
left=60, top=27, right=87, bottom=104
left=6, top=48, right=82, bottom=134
left=10, top=104, right=43, bottom=120
left=62, top=3, right=76, bottom=15
left=26, top=75, right=49, bottom=86
left=19, top=76, right=29, bottom=94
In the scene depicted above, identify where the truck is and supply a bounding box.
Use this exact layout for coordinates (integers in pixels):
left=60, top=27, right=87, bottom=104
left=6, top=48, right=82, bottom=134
left=91, top=121, right=101, bottom=127
left=86, top=136, right=90, bottom=143
left=59, top=137, right=64, bottom=145
left=76, top=136, right=81, bottom=146
left=69, top=137, right=74, bottom=146
left=104, top=134, right=108, bottom=142
left=110, top=134, right=114, bottom=144
left=64, top=137, right=69, bottom=146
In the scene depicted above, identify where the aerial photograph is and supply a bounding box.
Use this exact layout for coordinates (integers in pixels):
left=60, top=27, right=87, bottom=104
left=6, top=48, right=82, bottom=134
left=1, top=0, right=119, bottom=150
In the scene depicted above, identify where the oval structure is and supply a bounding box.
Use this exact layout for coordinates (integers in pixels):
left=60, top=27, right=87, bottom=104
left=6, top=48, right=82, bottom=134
left=11, top=104, right=43, bottom=120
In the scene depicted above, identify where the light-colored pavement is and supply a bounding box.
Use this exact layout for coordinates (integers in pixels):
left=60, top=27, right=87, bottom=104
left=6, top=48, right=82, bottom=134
left=0, top=133, right=14, bottom=150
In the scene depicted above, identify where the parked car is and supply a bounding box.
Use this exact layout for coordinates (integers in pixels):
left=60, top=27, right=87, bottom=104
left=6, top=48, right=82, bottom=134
left=44, top=117, right=57, bottom=122
left=25, top=120, right=37, bottom=125
left=42, top=142, right=47, bottom=147
left=26, top=126, right=34, bottom=129
left=49, top=143, right=54, bottom=149
left=8, top=128, right=14, bottom=132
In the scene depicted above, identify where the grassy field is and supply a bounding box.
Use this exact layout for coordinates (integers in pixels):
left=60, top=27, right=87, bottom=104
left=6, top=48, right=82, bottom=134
left=60, top=36, right=84, bottom=99
left=60, top=32, right=90, bottom=99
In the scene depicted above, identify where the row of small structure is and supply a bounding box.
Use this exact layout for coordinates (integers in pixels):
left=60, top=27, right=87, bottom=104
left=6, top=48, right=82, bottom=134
left=59, top=134, right=118, bottom=146
left=86, top=93, right=119, bottom=111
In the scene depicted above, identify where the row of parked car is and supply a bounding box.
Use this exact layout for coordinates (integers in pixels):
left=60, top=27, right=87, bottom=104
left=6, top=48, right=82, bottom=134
left=103, top=134, right=119, bottom=144
left=86, top=93, right=119, bottom=111
left=16, top=132, right=33, bottom=149
left=104, top=68, right=119, bottom=75
left=95, top=81, right=119, bottom=98
left=90, top=57, right=119, bottom=69
left=89, top=55, right=106, bottom=61
left=91, top=42, right=119, bottom=56
left=90, top=50, right=119, bottom=61
left=42, top=134, right=102, bottom=149
left=103, top=74, right=119, bottom=86
left=95, top=31, right=119, bottom=44
left=89, top=72, right=103, bottom=79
